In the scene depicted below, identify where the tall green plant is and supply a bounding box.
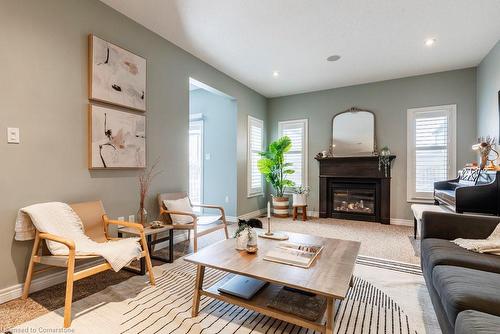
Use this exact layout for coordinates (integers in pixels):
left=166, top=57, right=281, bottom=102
left=257, top=136, right=295, bottom=197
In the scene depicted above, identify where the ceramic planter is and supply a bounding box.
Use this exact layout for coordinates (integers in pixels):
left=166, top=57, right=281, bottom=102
left=292, top=193, right=307, bottom=206
left=273, top=196, right=290, bottom=218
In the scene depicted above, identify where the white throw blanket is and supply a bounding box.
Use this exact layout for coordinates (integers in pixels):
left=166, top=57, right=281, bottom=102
left=16, top=202, right=142, bottom=271
left=453, top=223, right=500, bottom=255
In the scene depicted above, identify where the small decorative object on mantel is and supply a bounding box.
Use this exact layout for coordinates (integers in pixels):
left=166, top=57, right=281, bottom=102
left=292, top=186, right=310, bottom=206
left=378, top=146, right=393, bottom=177
left=137, top=159, right=161, bottom=226
left=472, top=136, right=499, bottom=170
left=258, top=136, right=295, bottom=217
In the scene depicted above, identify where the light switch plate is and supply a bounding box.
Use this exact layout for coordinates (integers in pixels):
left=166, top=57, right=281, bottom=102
left=7, top=127, right=20, bottom=144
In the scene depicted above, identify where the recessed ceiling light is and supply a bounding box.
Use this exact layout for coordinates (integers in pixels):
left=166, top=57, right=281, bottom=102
left=327, top=55, right=341, bottom=62
left=272, top=70, right=279, bottom=77
left=424, top=38, right=436, bottom=47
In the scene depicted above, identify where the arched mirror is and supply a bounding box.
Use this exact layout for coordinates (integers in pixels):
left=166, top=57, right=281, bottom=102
left=332, top=107, right=376, bottom=156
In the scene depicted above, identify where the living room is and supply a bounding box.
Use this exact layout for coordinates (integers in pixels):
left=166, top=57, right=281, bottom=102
left=1, top=1, right=499, bottom=333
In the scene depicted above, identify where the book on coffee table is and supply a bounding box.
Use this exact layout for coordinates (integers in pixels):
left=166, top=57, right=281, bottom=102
left=263, top=242, right=323, bottom=268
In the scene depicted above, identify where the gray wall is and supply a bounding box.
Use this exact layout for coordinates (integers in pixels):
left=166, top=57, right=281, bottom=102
left=0, top=0, right=266, bottom=290
left=268, top=68, right=477, bottom=220
left=477, top=40, right=500, bottom=139
left=189, top=89, right=237, bottom=216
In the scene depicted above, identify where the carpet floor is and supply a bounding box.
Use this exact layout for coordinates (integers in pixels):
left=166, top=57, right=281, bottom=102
left=0, top=217, right=420, bottom=332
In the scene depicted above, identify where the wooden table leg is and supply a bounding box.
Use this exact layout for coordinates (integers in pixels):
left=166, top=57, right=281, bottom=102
left=293, top=207, right=298, bottom=221
left=302, top=206, right=307, bottom=221
left=325, top=297, right=335, bottom=334
left=192, top=264, right=205, bottom=317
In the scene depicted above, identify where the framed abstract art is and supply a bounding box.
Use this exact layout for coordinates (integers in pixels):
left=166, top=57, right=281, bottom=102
left=88, top=34, right=146, bottom=112
left=88, top=104, right=146, bottom=169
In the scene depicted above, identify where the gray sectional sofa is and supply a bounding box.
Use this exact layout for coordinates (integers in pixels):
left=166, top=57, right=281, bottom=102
left=421, top=212, right=500, bottom=334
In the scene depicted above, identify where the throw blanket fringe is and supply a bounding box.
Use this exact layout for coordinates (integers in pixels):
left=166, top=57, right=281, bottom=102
left=16, top=202, right=142, bottom=271
left=453, top=223, right=500, bottom=255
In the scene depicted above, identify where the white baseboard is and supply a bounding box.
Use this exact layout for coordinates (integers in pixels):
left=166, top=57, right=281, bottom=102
left=0, top=259, right=102, bottom=305
left=238, top=209, right=266, bottom=220
left=389, top=218, right=413, bottom=226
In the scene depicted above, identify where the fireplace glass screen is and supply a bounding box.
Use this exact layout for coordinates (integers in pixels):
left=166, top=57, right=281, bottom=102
left=333, top=187, right=375, bottom=215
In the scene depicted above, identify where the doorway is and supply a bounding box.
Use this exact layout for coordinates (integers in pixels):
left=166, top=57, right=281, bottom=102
left=188, top=78, right=237, bottom=217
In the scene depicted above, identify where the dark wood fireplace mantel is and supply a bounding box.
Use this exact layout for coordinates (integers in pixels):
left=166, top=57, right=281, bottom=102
left=316, top=155, right=396, bottom=224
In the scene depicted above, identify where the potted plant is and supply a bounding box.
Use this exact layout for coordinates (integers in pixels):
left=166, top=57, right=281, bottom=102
left=258, top=136, right=295, bottom=217
left=234, top=221, right=257, bottom=250
left=292, top=186, right=310, bottom=206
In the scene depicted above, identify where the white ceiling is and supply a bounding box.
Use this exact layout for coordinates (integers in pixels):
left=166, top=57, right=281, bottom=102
left=100, top=0, right=500, bottom=98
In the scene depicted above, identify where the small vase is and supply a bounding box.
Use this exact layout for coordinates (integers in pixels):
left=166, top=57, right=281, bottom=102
left=137, top=207, right=148, bottom=226
left=247, top=228, right=258, bottom=247
left=235, top=232, right=249, bottom=250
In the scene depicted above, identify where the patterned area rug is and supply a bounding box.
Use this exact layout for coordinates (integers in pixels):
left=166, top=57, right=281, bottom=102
left=8, top=256, right=440, bottom=334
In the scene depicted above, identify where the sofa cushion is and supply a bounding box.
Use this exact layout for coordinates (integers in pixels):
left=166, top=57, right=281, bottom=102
left=456, top=310, right=500, bottom=334
left=422, top=238, right=500, bottom=275
left=432, top=266, right=500, bottom=326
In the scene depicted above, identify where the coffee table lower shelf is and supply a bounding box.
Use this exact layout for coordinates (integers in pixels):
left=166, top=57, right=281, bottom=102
left=198, top=274, right=331, bottom=333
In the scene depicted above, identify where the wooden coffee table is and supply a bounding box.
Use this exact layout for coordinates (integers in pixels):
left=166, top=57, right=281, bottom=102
left=184, top=230, right=360, bottom=334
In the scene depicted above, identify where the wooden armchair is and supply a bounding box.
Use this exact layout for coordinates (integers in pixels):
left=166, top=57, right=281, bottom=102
left=22, top=201, right=155, bottom=328
left=158, top=192, right=229, bottom=252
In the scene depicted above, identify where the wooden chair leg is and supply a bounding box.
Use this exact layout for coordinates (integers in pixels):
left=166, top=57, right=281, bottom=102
left=63, top=250, right=76, bottom=328
left=22, top=231, right=41, bottom=299
left=193, top=230, right=198, bottom=253
left=139, top=233, right=155, bottom=286
left=188, top=229, right=191, bottom=240
left=222, top=215, right=229, bottom=239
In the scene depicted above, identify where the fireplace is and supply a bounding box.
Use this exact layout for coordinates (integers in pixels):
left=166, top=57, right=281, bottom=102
left=316, top=156, right=395, bottom=224
left=332, top=183, right=376, bottom=215
left=330, top=181, right=379, bottom=221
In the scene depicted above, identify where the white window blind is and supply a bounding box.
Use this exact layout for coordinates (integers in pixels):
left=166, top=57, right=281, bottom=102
left=248, top=116, right=264, bottom=197
left=278, top=119, right=308, bottom=188
left=407, top=105, right=456, bottom=202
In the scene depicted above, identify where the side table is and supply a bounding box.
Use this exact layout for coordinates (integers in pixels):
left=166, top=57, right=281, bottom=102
left=118, top=223, right=174, bottom=275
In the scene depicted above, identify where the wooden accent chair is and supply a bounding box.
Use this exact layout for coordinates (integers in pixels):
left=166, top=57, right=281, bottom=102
left=158, top=192, right=229, bottom=252
left=22, top=201, right=155, bottom=328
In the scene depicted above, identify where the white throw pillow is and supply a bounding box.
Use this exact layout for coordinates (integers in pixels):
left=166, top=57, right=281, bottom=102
left=163, top=197, right=195, bottom=224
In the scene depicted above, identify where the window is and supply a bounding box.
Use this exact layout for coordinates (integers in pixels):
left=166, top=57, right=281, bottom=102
left=189, top=117, right=203, bottom=207
left=247, top=116, right=264, bottom=197
left=278, top=119, right=308, bottom=189
left=407, top=105, right=456, bottom=202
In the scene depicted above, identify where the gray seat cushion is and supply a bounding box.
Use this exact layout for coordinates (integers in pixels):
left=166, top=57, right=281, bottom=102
left=421, top=239, right=500, bottom=275
left=456, top=310, right=500, bottom=334
left=432, top=266, right=500, bottom=326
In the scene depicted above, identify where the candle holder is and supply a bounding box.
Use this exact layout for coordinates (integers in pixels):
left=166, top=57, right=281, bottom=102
left=265, top=216, right=274, bottom=236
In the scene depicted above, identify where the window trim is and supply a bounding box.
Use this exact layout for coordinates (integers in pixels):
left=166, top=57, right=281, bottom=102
left=247, top=115, right=264, bottom=197
left=406, top=104, right=457, bottom=203
left=278, top=118, right=308, bottom=191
